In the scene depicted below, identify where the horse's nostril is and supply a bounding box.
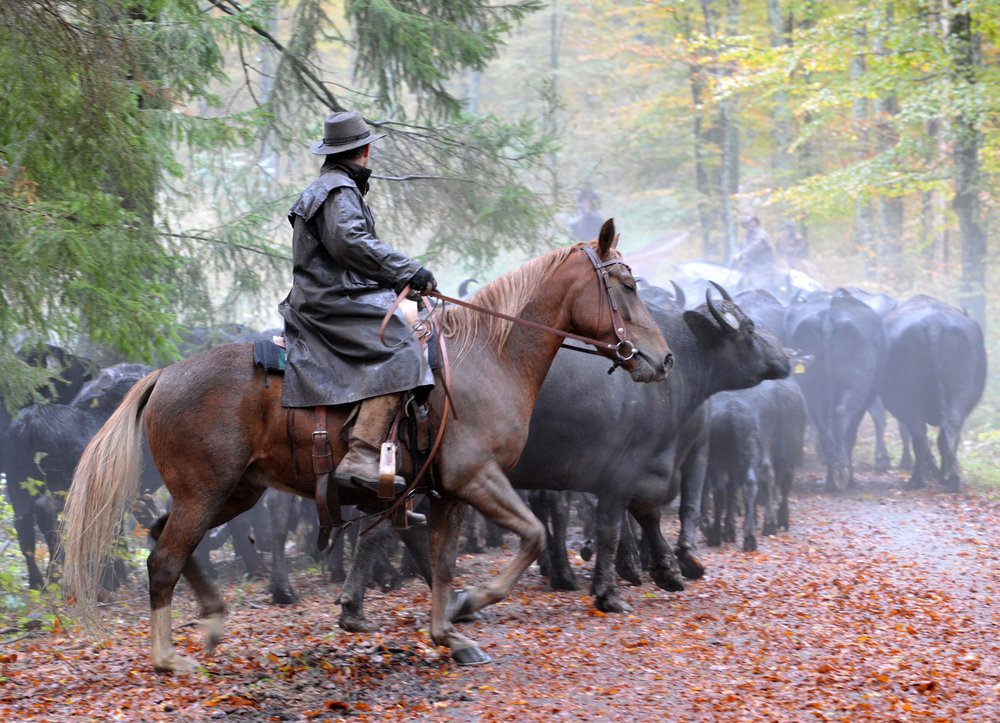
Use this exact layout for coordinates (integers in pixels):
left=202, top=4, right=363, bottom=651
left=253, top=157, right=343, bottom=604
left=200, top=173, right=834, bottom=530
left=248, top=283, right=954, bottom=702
left=664, top=353, right=674, bottom=371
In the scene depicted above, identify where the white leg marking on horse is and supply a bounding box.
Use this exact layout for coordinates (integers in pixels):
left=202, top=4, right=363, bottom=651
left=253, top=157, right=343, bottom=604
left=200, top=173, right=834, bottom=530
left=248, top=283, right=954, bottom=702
left=150, top=607, right=199, bottom=674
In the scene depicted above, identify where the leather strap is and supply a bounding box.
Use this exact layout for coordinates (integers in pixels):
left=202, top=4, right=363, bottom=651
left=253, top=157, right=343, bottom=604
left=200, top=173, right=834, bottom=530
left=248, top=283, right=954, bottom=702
left=313, top=406, right=341, bottom=550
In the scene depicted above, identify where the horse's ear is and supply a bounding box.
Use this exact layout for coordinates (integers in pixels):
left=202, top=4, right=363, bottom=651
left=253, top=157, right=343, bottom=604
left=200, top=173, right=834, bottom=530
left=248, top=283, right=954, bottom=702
left=597, top=218, right=616, bottom=256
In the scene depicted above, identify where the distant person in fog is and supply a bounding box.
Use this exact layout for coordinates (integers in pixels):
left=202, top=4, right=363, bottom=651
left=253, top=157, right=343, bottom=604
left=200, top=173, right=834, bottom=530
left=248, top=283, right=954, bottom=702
left=776, top=220, right=819, bottom=278
left=569, top=183, right=604, bottom=242
left=734, top=215, right=787, bottom=290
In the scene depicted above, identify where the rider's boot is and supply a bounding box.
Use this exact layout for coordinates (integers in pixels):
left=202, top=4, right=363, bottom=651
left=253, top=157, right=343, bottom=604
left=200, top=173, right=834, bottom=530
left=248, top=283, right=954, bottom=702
left=334, top=393, right=405, bottom=492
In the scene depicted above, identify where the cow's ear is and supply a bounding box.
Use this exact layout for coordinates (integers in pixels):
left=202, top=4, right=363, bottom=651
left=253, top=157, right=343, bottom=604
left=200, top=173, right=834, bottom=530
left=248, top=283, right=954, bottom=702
left=684, top=309, right=726, bottom=343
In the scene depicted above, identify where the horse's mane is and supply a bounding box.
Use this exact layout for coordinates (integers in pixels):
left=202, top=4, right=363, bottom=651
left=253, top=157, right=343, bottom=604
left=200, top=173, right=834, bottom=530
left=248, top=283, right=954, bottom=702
left=440, top=242, right=586, bottom=360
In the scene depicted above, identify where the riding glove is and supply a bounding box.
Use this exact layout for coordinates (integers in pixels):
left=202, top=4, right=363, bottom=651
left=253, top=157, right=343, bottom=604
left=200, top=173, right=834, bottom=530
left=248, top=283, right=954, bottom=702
left=407, top=267, right=437, bottom=294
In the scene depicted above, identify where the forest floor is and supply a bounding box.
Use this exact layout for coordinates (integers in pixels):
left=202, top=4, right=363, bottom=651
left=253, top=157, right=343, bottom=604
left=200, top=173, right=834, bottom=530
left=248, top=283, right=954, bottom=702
left=1, top=464, right=998, bottom=722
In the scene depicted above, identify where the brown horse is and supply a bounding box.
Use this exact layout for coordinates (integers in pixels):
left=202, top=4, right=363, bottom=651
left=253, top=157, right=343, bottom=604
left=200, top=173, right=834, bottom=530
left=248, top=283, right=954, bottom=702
left=62, top=219, right=672, bottom=673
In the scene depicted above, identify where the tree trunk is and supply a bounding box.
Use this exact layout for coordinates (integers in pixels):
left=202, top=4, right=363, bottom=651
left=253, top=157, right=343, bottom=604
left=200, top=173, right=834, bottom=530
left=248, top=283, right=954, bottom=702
left=873, top=4, right=903, bottom=269
left=851, top=23, right=875, bottom=279
left=949, top=8, right=986, bottom=327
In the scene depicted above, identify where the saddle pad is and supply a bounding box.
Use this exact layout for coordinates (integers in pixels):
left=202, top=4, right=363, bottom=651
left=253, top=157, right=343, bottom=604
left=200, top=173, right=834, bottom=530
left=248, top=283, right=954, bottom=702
left=253, top=339, right=286, bottom=373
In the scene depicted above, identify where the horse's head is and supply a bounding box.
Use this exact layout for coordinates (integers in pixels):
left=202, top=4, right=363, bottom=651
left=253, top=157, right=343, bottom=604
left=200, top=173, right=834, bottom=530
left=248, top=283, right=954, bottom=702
left=570, top=219, right=673, bottom=383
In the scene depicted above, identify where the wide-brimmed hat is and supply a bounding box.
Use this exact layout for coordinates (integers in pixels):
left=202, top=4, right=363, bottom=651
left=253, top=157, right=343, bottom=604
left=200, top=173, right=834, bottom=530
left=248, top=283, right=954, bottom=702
left=309, top=111, right=386, bottom=155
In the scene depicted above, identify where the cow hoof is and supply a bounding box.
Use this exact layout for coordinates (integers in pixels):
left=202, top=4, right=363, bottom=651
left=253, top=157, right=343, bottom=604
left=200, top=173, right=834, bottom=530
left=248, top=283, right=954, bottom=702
left=616, top=562, right=643, bottom=587
left=270, top=586, right=300, bottom=606
left=338, top=614, right=373, bottom=633
left=549, top=575, right=580, bottom=592
left=676, top=551, right=705, bottom=580
left=452, top=646, right=491, bottom=666
left=595, top=594, right=632, bottom=613
left=652, top=569, right=685, bottom=592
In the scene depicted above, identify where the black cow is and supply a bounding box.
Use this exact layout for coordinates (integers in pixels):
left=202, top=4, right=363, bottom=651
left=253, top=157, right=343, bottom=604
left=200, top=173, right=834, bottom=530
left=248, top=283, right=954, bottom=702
left=2, top=363, right=152, bottom=588
left=504, top=285, right=789, bottom=612
left=843, top=287, right=914, bottom=472
left=704, top=376, right=808, bottom=551
left=783, top=289, right=884, bottom=492
left=878, top=295, right=986, bottom=491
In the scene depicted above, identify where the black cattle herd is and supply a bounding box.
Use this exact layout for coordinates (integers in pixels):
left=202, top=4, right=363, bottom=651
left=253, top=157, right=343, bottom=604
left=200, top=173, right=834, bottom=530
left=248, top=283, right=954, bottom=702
left=0, top=273, right=987, bottom=628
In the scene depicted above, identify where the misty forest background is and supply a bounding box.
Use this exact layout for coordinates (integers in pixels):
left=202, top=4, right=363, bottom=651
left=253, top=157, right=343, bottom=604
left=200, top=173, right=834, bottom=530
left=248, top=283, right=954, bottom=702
left=0, top=0, right=997, bottom=598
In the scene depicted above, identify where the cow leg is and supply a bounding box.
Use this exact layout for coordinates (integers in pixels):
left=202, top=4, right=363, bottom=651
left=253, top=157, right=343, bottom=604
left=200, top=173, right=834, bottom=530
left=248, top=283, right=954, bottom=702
left=13, top=505, right=45, bottom=590
left=937, top=419, right=963, bottom=492
left=533, top=491, right=579, bottom=591
left=741, top=465, right=759, bottom=552
left=265, top=491, right=299, bottom=605
left=615, top=511, right=643, bottom=587
left=462, top=508, right=484, bottom=554
left=776, top=465, right=794, bottom=531
left=898, top=421, right=914, bottom=470
left=227, top=511, right=268, bottom=581
left=705, top=469, right=724, bottom=547
left=869, top=399, right=891, bottom=472
left=338, top=519, right=393, bottom=632
left=675, top=439, right=707, bottom=579
left=630, top=504, right=683, bottom=592
left=590, top=494, right=631, bottom=612
left=905, top=421, right=931, bottom=490
left=35, top=494, right=62, bottom=580
left=759, top=454, right=779, bottom=537
left=723, top=471, right=738, bottom=544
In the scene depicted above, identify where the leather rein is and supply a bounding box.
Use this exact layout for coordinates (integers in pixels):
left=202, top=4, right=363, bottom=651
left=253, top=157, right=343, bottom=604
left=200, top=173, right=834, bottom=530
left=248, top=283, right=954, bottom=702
left=368, top=244, right=640, bottom=531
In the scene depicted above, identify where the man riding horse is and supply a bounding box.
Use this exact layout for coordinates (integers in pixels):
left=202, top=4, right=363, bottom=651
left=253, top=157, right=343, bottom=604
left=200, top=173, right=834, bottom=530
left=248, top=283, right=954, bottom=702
left=278, top=111, right=436, bottom=500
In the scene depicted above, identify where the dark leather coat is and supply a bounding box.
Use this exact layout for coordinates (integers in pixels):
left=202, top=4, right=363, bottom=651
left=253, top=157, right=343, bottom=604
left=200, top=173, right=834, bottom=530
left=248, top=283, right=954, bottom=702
left=278, top=160, right=433, bottom=407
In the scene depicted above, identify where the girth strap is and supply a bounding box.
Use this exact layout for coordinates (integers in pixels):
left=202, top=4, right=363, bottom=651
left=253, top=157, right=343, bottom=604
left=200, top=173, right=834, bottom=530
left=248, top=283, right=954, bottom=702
left=313, top=406, right=342, bottom=550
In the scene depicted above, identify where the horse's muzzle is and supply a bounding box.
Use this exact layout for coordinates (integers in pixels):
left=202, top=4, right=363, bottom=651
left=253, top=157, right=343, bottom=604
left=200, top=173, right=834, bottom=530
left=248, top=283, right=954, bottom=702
left=628, top=349, right=673, bottom=383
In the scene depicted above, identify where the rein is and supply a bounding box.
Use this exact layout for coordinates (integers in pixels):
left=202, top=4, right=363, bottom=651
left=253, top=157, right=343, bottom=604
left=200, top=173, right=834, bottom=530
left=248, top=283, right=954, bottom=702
left=424, top=245, right=639, bottom=371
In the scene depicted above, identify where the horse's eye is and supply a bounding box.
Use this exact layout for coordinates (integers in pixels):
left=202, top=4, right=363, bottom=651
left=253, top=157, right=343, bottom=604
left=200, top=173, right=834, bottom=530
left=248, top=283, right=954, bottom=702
left=622, top=279, right=636, bottom=292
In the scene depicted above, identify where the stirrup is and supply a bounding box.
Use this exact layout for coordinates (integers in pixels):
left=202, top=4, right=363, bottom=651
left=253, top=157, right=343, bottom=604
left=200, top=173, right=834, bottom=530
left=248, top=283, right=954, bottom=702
left=334, top=471, right=406, bottom=497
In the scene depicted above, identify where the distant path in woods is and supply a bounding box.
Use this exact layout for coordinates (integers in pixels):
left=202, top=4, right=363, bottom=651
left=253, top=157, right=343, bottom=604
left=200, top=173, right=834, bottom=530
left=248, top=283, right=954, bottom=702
left=2, top=471, right=998, bottom=721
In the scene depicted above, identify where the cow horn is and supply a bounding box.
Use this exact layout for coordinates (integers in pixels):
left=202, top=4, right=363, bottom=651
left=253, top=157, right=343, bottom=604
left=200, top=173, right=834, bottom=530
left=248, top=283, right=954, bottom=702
left=709, top=280, right=733, bottom=303
left=670, top=280, right=686, bottom=309
left=705, top=287, right=729, bottom=329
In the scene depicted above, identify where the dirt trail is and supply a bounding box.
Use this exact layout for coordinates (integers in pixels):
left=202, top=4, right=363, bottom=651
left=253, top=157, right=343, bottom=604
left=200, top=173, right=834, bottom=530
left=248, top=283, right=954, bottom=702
left=2, top=474, right=998, bottom=721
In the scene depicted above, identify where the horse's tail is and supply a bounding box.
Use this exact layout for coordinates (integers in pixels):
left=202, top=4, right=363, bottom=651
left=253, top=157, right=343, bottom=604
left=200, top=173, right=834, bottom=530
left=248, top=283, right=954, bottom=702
left=61, top=369, right=163, bottom=623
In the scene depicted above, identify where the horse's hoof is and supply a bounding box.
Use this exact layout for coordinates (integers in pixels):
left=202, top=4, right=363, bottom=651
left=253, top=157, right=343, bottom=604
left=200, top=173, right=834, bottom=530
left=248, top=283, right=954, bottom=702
left=676, top=550, right=705, bottom=580
left=743, top=536, right=758, bottom=553
left=153, top=652, right=200, bottom=674
left=579, top=541, right=593, bottom=562
left=202, top=613, right=225, bottom=653
left=452, top=646, right=491, bottom=666
left=762, top=521, right=778, bottom=537
left=447, top=589, right=479, bottom=623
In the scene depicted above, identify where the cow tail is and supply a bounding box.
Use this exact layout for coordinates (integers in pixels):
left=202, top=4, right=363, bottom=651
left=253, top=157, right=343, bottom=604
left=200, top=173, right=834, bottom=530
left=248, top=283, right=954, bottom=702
left=61, top=369, right=163, bottom=626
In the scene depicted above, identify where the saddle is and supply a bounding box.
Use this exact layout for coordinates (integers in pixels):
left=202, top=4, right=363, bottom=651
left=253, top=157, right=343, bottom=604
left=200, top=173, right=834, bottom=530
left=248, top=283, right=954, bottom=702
left=256, top=336, right=432, bottom=547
